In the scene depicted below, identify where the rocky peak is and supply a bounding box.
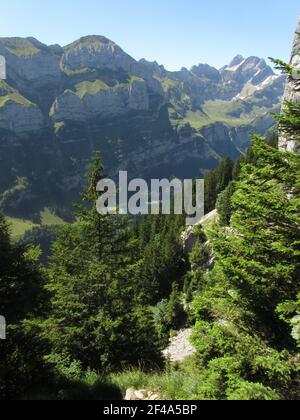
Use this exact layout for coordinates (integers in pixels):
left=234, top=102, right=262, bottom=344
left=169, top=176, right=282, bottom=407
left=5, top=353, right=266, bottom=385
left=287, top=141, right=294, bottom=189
left=220, top=54, right=280, bottom=100
left=222, top=55, right=271, bottom=78
left=190, top=63, right=221, bottom=82
left=0, top=35, right=285, bottom=217
left=228, top=54, right=244, bottom=68
left=65, top=35, right=113, bottom=47
left=0, top=36, right=63, bottom=92
left=139, top=58, right=166, bottom=76
left=292, top=18, right=300, bottom=56
left=61, top=35, right=136, bottom=74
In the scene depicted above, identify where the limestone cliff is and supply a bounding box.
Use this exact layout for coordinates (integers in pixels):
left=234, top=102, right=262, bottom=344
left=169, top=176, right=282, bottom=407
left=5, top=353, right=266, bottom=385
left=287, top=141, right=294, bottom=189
left=50, top=78, right=149, bottom=122
left=0, top=35, right=285, bottom=217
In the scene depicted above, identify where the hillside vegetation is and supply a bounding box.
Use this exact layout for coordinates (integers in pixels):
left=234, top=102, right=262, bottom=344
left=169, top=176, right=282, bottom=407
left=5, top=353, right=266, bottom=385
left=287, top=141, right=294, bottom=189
left=0, top=34, right=299, bottom=402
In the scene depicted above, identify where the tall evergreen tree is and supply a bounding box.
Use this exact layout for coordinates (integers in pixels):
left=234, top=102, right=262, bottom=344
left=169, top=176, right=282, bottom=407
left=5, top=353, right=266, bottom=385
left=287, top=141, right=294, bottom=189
left=0, top=214, right=48, bottom=399
left=191, top=52, right=300, bottom=399
left=44, top=153, right=162, bottom=373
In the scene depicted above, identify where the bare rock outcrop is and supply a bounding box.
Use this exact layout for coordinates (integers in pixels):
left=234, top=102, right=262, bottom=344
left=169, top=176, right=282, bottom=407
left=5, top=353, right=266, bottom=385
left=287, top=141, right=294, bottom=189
left=0, top=37, right=62, bottom=90
left=61, top=36, right=136, bottom=74
left=50, top=78, right=149, bottom=122
left=125, top=389, right=163, bottom=401
left=163, top=329, right=196, bottom=363
left=0, top=99, right=43, bottom=134
left=181, top=210, right=218, bottom=254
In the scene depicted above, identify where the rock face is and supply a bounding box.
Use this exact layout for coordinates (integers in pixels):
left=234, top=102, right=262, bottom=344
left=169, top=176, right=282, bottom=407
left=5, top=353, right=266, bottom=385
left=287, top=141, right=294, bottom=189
left=220, top=56, right=277, bottom=100
left=0, top=100, right=43, bottom=134
left=50, top=78, right=149, bottom=122
left=181, top=210, right=218, bottom=253
left=279, top=18, right=300, bottom=153
left=0, top=37, right=62, bottom=88
left=163, top=329, right=196, bottom=363
left=0, top=35, right=285, bottom=217
left=61, top=36, right=136, bottom=74
left=0, top=80, right=44, bottom=133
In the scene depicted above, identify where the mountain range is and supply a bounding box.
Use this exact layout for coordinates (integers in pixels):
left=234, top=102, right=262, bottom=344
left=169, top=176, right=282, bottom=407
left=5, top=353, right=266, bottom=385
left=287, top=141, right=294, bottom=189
left=0, top=35, right=285, bottom=219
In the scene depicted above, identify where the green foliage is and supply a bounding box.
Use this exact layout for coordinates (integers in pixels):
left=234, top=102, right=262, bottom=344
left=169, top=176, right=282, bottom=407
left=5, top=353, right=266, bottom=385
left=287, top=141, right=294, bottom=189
left=269, top=58, right=293, bottom=76
left=135, top=214, right=187, bottom=304
left=186, top=99, right=268, bottom=129
left=43, top=153, right=163, bottom=373
left=75, top=80, right=109, bottom=97
left=274, top=101, right=300, bottom=142
left=191, top=134, right=300, bottom=400
left=0, top=214, right=50, bottom=399
left=190, top=240, right=210, bottom=269
left=204, top=157, right=234, bottom=213
left=165, top=283, right=185, bottom=330
left=0, top=81, right=35, bottom=108
left=152, top=285, right=186, bottom=344
left=5, top=217, right=38, bottom=239
left=109, top=365, right=204, bottom=401
left=1, top=38, right=298, bottom=400
left=216, top=181, right=235, bottom=226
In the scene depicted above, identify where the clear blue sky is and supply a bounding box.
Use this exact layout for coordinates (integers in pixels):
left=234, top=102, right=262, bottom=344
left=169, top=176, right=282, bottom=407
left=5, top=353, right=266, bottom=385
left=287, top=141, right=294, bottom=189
left=1, top=0, right=299, bottom=70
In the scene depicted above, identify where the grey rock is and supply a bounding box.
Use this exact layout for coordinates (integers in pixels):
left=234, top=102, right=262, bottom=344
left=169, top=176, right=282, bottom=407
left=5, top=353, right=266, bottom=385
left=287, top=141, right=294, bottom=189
left=190, top=63, right=221, bottom=82
left=0, top=34, right=286, bottom=216
left=50, top=78, right=149, bottom=122
left=0, top=37, right=62, bottom=89
left=163, top=329, right=196, bottom=363
left=0, top=100, right=43, bottom=134
left=61, top=35, right=136, bottom=74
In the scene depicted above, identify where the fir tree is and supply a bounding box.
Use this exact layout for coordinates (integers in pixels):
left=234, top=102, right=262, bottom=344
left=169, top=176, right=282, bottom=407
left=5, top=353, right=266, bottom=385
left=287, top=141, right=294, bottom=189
left=44, top=153, right=162, bottom=373
left=0, top=214, right=48, bottom=399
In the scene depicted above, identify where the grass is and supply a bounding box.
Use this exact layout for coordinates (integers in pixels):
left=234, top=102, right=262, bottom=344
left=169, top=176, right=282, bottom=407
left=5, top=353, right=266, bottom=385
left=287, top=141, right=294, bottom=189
left=0, top=37, right=40, bottom=57
left=184, top=99, right=270, bottom=129
left=75, top=80, right=109, bottom=97
left=129, top=76, right=143, bottom=83
left=54, top=121, right=65, bottom=133
left=0, top=92, right=33, bottom=109
left=156, top=77, right=182, bottom=93
left=40, top=208, right=65, bottom=226
left=6, top=209, right=65, bottom=239
left=63, top=67, right=95, bottom=77
left=109, top=363, right=202, bottom=400
left=6, top=217, right=38, bottom=239
left=0, top=81, right=34, bottom=109
left=74, top=77, right=143, bottom=99
left=28, top=364, right=203, bottom=400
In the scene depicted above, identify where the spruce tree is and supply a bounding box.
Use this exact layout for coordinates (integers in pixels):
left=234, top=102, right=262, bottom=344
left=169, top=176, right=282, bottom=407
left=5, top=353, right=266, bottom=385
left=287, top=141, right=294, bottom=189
left=44, top=153, right=162, bottom=373
left=0, top=214, right=48, bottom=399
left=191, top=54, right=300, bottom=399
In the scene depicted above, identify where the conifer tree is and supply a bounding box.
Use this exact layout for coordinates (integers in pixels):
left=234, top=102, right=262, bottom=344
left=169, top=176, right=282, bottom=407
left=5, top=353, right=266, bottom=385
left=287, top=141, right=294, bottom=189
left=0, top=214, right=48, bottom=399
left=44, top=153, right=161, bottom=372
left=191, top=54, right=300, bottom=399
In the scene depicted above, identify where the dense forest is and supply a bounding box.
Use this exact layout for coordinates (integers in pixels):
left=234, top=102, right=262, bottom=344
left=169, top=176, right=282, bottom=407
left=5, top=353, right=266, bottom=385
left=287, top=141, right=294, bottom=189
left=0, top=52, right=300, bottom=400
